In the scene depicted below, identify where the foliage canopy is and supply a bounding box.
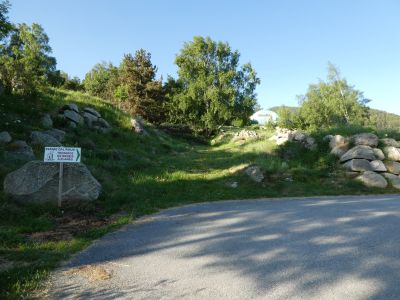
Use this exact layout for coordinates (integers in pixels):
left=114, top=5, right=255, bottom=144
left=166, top=36, right=260, bottom=135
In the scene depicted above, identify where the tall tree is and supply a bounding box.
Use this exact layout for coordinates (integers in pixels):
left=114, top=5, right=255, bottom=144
left=298, top=63, right=369, bottom=130
left=167, top=36, right=260, bottom=135
left=0, top=23, right=56, bottom=95
left=0, top=0, right=12, bottom=41
left=118, top=49, right=164, bottom=123
left=84, top=62, right=117, bottom=98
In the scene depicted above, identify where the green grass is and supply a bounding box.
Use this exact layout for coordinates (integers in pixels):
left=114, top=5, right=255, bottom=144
left=0, top=88, right=399, bottom=299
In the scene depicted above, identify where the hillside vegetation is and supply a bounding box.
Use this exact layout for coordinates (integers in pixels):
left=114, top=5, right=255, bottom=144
left=1, top=88, right=399, bottom=299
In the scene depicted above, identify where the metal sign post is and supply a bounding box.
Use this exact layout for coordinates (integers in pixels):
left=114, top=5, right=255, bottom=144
left=58, top=162, right=63, bottom=208
left=44, top=147, right=81, bottom=208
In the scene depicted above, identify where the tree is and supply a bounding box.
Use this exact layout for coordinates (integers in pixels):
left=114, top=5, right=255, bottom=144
left=0, top=0, right=12, bottom=41
left=118, top=49, right=165, bottom=123
left=276, top=106, right=298, bottom=129
left=298, top=63, right=369, bottom=130
left=0, top=23, right=56, bottom=95
left=167, top=36, right=260, bottom=135
left=84, top=62, right=117, bottom=98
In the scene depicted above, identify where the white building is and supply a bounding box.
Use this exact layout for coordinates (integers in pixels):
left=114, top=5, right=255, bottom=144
left=250, top=109, right=278, bottom=124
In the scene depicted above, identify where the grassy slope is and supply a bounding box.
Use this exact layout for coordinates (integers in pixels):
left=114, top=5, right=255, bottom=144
left=0, top=89, right=398, bottom=299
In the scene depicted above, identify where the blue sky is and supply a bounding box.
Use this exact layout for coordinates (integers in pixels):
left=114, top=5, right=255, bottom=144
left=9, top=0, right=400, bottom=114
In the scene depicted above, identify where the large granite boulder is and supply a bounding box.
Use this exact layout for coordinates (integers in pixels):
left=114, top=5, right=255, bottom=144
left=0, top=131, right=12, bottom=143
left=380, top=138, right=400, bottom=147
left=352, top=133, right=379, bottom=147
left=383, top=173, right=400, bottom=189
left=3, top=161, right=101, bottom=204
left=356, top=171, right=388, bottom=188
left=384, top=161, right=400, bottom=175
left=5, top=141, right=35, bottom=161
left=342, top=159, right=372, bottom=172
left=30, top=131, right=62, bottom=147
left=340, top=145, right=376, bottom=162
left=383, top=147, right=400, bottom=162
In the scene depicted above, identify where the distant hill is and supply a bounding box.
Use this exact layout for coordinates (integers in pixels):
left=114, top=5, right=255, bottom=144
left=268, top=106, right=298, bottom=113
left=369, top=108, right=400, bottom=130
left=269, top=106, right=400, bottom=130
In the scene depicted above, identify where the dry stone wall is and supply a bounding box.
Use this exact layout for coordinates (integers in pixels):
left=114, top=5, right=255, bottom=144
left=326, top=133, right=400, bottom=189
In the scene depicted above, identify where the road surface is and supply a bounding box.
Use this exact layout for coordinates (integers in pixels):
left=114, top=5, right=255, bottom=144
left=49, top=195, right=400, bottom=299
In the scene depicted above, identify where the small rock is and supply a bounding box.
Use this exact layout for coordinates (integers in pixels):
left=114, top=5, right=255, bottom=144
left=342, top=159, right=372, bottom=172
left=384, top=161, right=400, bottom=175
left=331, top=146, right=348, bottom=157
left=30, top=131, right=62, bottom=147
left=352, top=133, right=379, bottom=147
left=44, top=129, right=66, bottom=143
left=228, top=182, right=238, bottom=188
left=293, top=132, right=306, bottom=142
left=329, top=135, right=349, bottom=149
left=0, top=131, right=12, bottom=143
left=380, top=138, right=400, bottom=147
left=131, top=118, right=145, bottom=134
left=370, top=160, right=387, bottom=172
left=68, top=121, right=77, bottom=129
left=356, top=171, right=388, bottom=188
left=232, top=130, right=259, bottom=142
left=244, top=165, right=264, bottom=183
left=340, top=145, right=376, bottom=162
left=373, top=148, right=385, bottom=160
left=5, top=141, right=35, bottom=161
left=305, top=137, right=317, bottom=150
left=383, top=147, right=400, bottom=161
left=61, top=104, right=79, bottom=113
left=383, top=173, right=400, bottom=189
left=64, top=110, right=84, bottom=125
left=40, top=113, right=53, bottom=129
left=83, top=107, right=101, bottom=118
left=83, top=112, right=98, bottom=128
left=323, top=135, right=333, bottom=142
left=97, top=118, right=110, bottom=128
left=98, top=127, right=111, bottom=134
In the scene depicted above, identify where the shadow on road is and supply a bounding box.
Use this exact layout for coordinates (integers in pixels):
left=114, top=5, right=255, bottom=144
left=51, top=195, right=400, bottom=299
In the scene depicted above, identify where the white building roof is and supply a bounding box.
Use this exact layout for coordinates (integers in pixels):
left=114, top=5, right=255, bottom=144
left=250, top=110, right=278, bottom=124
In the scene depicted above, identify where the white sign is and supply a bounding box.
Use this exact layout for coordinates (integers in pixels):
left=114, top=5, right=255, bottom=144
left=44, top=147, right=81, bottom=163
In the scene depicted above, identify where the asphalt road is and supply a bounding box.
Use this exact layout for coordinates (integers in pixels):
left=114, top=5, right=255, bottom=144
left=49, top=195, right=400, bottom=299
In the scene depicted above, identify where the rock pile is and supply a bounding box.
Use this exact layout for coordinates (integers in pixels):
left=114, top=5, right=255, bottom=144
left=232, top=130, right=259, bottom=142
left=58, top=104, right=111, bottom=133
left=270, top=127, right=317, bottom=150
left=326, top=133, right=400, bottom=189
